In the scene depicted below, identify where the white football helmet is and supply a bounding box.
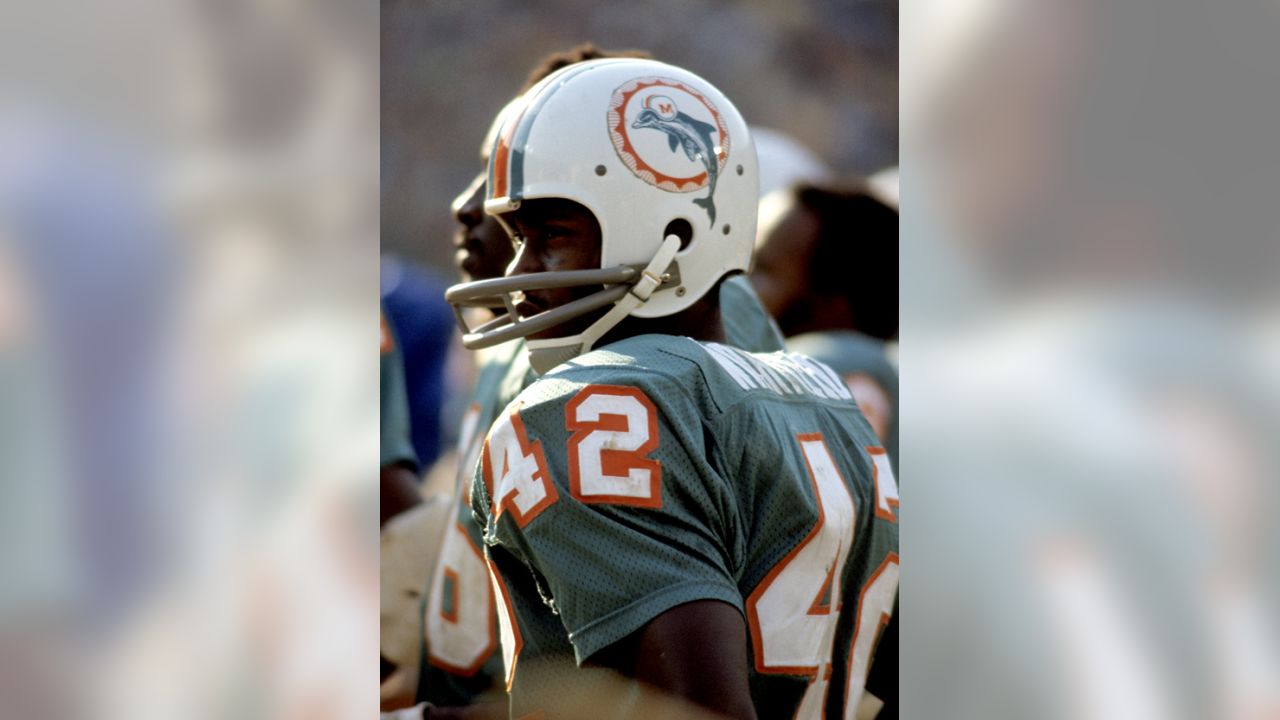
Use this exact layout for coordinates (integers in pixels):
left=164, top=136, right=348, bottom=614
left=445, top=58, right=759, bottom=374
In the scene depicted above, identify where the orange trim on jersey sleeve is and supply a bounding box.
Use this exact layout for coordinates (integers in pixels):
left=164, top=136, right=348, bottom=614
left=565, top=385, right=663, bottom=508
left=486, top=553, right=523, bottom=692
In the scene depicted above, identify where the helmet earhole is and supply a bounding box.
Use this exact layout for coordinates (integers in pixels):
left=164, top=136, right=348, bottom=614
left=663, top=218, right=694, bottom=250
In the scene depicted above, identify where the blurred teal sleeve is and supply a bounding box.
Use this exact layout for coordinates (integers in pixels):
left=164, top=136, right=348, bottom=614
left=719, top=274, right=785, bottom=353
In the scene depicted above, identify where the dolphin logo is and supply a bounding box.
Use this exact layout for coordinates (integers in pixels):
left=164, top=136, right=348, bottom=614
left=632, top=96, right=722, bottom=227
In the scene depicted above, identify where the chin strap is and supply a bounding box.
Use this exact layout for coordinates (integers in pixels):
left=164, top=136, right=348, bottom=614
left=526, top=235, right=681, bottom=375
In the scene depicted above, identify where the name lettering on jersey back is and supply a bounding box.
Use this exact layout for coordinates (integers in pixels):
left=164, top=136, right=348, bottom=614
left=706, top=344, right=853, bottom=402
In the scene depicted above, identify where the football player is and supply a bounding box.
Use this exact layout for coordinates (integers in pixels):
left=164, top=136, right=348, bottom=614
left=443, top=58, right=899, bottom=719
left=399, top=45, right=787, bottom=720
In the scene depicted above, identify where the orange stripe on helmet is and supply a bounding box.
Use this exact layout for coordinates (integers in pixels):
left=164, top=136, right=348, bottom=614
left=490, top=101, right=527, bottom=201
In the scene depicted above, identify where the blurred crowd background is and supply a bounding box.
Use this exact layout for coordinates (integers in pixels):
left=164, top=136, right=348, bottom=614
left=2, top=0, right=380, bottom=718
left=1, top=0, right=1279, bottom=718
left=381, top=0, right=897, bottom=272
left=901, top=1, right=1280, bottom=718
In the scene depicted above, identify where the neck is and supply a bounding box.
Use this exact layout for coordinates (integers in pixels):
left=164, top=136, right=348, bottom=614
left=598, top=293, right=724, bottom=348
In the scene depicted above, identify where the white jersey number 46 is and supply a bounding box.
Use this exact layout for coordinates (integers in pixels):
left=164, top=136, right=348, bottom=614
left=746, top=436, right=899, bottom=719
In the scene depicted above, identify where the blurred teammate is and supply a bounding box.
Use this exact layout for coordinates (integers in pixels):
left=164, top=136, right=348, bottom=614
left=752, top=182, right=897, bottom=342
left=444, top=57, right=898, bottom=719
left=752, top=181, right=899, bottom=459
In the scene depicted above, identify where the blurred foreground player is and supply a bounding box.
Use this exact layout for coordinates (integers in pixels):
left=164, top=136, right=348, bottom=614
left=446, top=58, right=899, bottom=719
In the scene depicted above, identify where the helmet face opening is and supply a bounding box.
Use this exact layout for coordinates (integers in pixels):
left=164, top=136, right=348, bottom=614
left=493, top=198, right=607, bottom=343
left=445, top=58, right=758, bottom=368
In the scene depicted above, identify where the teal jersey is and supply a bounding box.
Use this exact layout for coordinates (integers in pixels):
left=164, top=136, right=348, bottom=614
left=416, top=278, right=785, bottom=708
left=787, top=331, right=899, bottom=476
left=381, top=309, right=418, bottom=470
left=471, top=335, right=899, bottom=719
left=720, top=273, right=785, bottom=353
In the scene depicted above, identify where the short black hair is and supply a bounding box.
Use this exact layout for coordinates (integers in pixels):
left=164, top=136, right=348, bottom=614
left=519, top=43, right=654, bottom=94
left=793, top=182, right=899, bottom=340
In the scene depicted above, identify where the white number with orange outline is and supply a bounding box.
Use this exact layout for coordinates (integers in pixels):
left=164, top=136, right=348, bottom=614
left=867, top=446, right=899, bottom=521
left=426, top=520, right=497, bottom=675
left=486, top=555, right=523, bottom=690
left=474, top=404, right=556, bottom=687
left=746, top=434, right=858, bottom=718
left=844, top=446, right=899, bottom=717
left=565, top=385, right=662, bottom=507
left=843, top=553, right=899, bottom=717
left=482, top=405, right=558, bottom=527
left=746, top=437, right=900, bottom=718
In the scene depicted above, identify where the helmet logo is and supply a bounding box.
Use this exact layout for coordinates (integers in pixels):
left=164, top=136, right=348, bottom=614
left=608, top=77, right=730, bottom=227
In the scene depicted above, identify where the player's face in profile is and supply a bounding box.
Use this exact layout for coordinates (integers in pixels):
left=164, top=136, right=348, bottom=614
left=451, top=171, right=516, bottom=283
left=750, top=191, right=819, bottom=320
left=501, top=198, right=605, bottom=340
